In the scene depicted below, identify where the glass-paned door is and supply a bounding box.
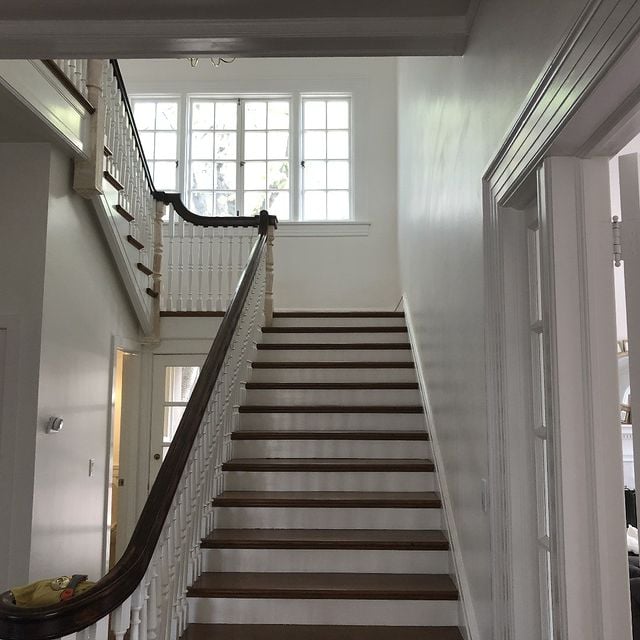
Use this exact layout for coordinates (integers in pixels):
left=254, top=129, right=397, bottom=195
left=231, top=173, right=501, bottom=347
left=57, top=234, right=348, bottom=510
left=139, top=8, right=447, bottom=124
left=149, top=354, right=205, bottom=487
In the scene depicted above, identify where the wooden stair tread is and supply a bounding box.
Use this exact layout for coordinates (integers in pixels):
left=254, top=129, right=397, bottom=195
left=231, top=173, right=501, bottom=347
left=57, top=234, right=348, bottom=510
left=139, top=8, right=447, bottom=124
left=262, top=326, right=408, bottom=333
left=222, top=458, right=434, bottom=472
left=252, top=362, right=415, bottom=369
left=257, top=343, right=411, bottom=350
left=273, top=311, right=405, bottom=318
left=188, top=572, right=458, bottom=600
left=231, top=430, right=429, bottom=441
left=239, top=406, right=424, bottom=413
left=212, top=491, right=441, bottom=508
left=181, top=624, right=462, bottom=639
left=202, top=529, right=449, bottom=550
left=245, top=382, right=419, bottom=390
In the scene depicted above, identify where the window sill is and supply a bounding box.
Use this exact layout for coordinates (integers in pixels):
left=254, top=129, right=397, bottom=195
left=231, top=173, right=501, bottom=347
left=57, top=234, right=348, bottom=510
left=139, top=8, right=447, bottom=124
left=276, top=221, right=371, bottom=237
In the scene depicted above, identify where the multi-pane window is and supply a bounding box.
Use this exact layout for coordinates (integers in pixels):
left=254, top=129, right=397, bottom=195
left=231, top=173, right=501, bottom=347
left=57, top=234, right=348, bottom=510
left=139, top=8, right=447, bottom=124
left=189, top=100, right=238, bottom=217
left=132, top=99, right=179, bottom=191
left=131, top=94, right=351, bottom=221
left=242, top=100, right=290, bottom=219
left=162, top=365, right=200, bottom=459
left=302, top=98, right=350, bottom=221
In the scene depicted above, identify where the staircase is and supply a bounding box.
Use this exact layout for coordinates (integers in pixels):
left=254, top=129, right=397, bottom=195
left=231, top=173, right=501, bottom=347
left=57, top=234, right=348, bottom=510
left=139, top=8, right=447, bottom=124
left=183, top=311, right=462, bottom=639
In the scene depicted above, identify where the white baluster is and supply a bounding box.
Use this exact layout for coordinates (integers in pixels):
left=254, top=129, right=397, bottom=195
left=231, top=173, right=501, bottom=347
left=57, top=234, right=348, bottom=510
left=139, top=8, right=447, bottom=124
left=77, top=622, right=97, bottom=640
left=217, top=227, right=225, bottom=311
left=207, top=227, right=215, bottom=311
left=226, top=231, right=234, bottom=307
left=129, top=584, right=144, bottom=640
left=198, top=226, right=205, bottom=311
left=110, top=597, right=132, bottom=640
left=177, top=219, right=185, bottom=311
left=167, top=206, right=175, bottom=312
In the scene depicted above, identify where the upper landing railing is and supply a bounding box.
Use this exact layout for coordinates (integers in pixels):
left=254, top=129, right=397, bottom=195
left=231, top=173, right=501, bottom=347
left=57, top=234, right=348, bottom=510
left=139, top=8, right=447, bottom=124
left=48, top=58, right=277, bottom=333
left=0, top=58, right=277, bottom=640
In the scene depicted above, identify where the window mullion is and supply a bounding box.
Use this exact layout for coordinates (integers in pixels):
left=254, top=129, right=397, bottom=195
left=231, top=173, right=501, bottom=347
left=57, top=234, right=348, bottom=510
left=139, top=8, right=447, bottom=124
left=291, top=93, right=301, bottom=221
left=237, top=98, right=245, bottom=216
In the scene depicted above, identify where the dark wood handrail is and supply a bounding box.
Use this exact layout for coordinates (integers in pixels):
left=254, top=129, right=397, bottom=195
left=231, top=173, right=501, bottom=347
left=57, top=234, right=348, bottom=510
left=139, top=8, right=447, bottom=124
left=0, top=211, right=271, bottom=640
left=41, top=61, right=96, bottom=114
left=110, top=60, right=277, bottom=230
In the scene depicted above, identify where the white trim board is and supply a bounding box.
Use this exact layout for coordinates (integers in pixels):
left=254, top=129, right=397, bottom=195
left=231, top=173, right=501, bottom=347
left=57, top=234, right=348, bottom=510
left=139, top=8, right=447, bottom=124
left=403, top=296, right=479, bottom=640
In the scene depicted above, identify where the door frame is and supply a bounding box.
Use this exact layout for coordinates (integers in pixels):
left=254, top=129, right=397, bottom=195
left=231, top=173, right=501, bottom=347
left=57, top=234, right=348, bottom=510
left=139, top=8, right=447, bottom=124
left=483, top=2, right=640, bottom=637
left=103, top=335, right=142, bottom=575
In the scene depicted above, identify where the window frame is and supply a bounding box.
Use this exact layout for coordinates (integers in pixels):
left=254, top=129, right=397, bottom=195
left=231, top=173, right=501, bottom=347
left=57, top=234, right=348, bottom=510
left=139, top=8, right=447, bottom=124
left=131, top=92, right=354, bottom=223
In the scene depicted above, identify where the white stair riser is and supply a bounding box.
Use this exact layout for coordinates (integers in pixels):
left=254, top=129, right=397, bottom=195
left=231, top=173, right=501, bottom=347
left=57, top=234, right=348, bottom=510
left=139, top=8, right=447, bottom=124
left=223, top=470, right=436, bottom=492
left=249, top=368, right=418, bottom=384
left=245, top=388, right=421, bottom=405
left=255, top=349, right=413, bottom=363
left=232, top=440, right=432, bottom=459
left=271, top=316, right=407, bottom=328
left=214, top=507, right=442, bottom=530
left=189, top=597, right=459, bottom=626
left=239, top=413, right=425, bottom=430
left=202, top=549, right=450, bottom=574
left=261, top=332, right=409, bottom=345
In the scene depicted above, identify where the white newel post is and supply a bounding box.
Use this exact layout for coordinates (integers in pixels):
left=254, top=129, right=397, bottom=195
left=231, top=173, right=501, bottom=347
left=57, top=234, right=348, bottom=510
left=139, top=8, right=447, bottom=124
left=264, top=224, right=275, bottom=326
left=73, top=59, right=106, bottom=197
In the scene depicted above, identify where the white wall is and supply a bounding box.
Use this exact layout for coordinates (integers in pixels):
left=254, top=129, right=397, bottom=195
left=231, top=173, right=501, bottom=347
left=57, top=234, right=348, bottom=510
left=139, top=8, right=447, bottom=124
left=0, top=143, right=50, bottom=589
left=397, top=0, right=588, bottom=636
left=29, top=146, right=139, bottom=581
left=121, top=58, right=401, bottom=310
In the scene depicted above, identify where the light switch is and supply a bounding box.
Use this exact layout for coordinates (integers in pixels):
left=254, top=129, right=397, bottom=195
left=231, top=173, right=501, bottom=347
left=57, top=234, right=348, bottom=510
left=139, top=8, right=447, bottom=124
left=89, top=458, right=95, bottom=477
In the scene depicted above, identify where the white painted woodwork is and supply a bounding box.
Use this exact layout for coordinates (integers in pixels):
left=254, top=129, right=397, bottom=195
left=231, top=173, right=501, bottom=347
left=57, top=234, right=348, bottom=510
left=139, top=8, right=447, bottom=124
left=202, top=548, right=450, bottom=574
left=223, top=470, right=436, bottom=492
left=254, top=348, right=413, bottom=363
left=271, top=315, right=407, bottom=328
left=238, top=412, right=425, bottom=430
left=232, top=440, right=432, bottom=460
left=244, top=388, right=421, bottom=405
left=260, top=331, right=409, bottom=344
left=188, top=597, right=459, bottom=627
left=213, top=506, right=442, bottom=530
left=0, top=60, right=90, bottom=154
left=249, top=366, right=418, bottom=384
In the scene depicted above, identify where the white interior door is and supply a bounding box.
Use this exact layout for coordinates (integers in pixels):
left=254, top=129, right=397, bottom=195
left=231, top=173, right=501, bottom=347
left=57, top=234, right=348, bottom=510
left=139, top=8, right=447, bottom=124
left=149, top=354, right=205, bottom=488
left=618, top=152, right=640, bottom=521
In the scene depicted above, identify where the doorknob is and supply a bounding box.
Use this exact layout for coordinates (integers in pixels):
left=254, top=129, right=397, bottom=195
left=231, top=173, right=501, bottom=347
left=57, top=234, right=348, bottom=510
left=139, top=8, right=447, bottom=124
left=153, top=453, right=161, bottom=461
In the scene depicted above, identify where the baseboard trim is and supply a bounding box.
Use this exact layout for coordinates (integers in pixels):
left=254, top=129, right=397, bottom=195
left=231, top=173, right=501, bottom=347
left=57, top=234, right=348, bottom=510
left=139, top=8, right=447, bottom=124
left=403, top=295, right=479, bottom=640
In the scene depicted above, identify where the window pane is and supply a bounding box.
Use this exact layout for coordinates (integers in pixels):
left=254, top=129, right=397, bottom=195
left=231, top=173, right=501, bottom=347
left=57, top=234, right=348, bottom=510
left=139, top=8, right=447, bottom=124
left=245, top=132, right=267, bottom=160
left=327, top=131, right=349, bottom=159
left=191, top=132, right=213, bottom=159
left=304, top=160, right=326, bottom=190
left=190, top=191, right=213, bottom=216
left=192, top=102, right=215, bottom=130
left=268, top=161, right=289, bottom=190
left=268, top=101, right=290, bottom=129
left=268, top=131, right=289, bottom=159
left=153, top=162, right=177, bottom=191
left=190, top=161, right=214, bottom=190
left=139, top=131, right=155, bottom=157
left=215, top=162, right=236, bottom=190
left=156, top=102, right=178, bottom=130
left=215, top=102, right=237, bottom=130
left=245, top=101, right=267, bottom=130
left=327, top=191, right=350, bottom=220
left=327, top=100, right=349, bottom=129
left=165, top=366, right=200, bottom=402
left=134, top=102, right=156, bottom=130
left=215, top=192, right=237, bottom=216
left=305, top=132, right=326, bottom=160
left=154, top=132, right=177, bottom=160
left=327, top=161, right=349, bottom=189
left=215, top=132, right=236, bottom=160
left=304, top=191, right=327, bottom=220
left=304, top=101, right=326, bottom=129
left=245, top=161, right=266, bottom=190
left=163, top=406, right=186, bottom=442
left=244, top=191, right=266, bottom=215
left=268, top=191, right=290, bottom=220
